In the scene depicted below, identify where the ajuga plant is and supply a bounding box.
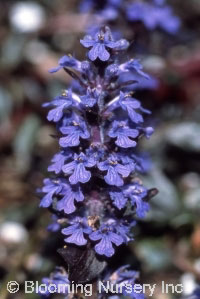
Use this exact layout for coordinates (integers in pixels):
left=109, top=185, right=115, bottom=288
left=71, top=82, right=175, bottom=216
left=39, top=26, right=157, bottom=298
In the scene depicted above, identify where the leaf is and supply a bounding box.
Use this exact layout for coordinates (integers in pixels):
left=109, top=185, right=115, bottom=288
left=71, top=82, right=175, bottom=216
left=134, top=239, right=172, bottom=271
left=166, top=122, right=200, bottom=152
left=13, top=114, right=41, bottom=172
left=142, top=167, right=181, bottom=222
left=58, top=243, right=107, bottom=283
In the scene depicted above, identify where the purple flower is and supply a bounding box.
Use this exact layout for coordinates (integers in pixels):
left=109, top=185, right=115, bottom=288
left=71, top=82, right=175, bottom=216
left=80, top=87, right=100, bottom=107
left=118, top=153, right=136, bottom=172
left=121, top=59, right=150, bottom=79
left=109, top=265, right=145, bottom=299
left=40, top=268, right=69, bottom=296
left=62, top=152, right=96, bottom=184
left=109, top=188, right=127, bottom=209
left=59, top=119, right=90, bottom=147
left=79, top=0, right=94, bottom=13
left=47, top=215, right=61, bottom=232
left=119, top=71, right=158, bottom=91
left=154, top=0, right=165, bottom=4
left=100, top=6, right=118, bottom=21
left=131, top=153, right=152, bottom=173
left=44, top=90, right=73, bottom=122
left=188, top=287, right=200, bottom=299
left=40, top=178, right=62, bottom=208
left=105, top=64, right=119, bottom=80
left=126, top=1, right=180, bottom=34
left=109, top=265, right=138, bottom=284
left=48, top=150, right=73, bottom=174
left=154, top=6, right=180, bottom=34
left=80, top=28, right=120, bottom=61
left=139, top=126, right=154, bottom=139
left=115, top=221, right=133, bottom=243
left=123, top=183, right=149, bottom=218
left=62, top=217, right=92, bottom=246
left=89, top=224, right=124, bottom=257
left=108, top=120, right=139, bottom=148
left=108, top=0, right=122, bottom=6
left=85, top=144, right=106, bottom=163
left=109, top=183, right=149, bottom=218
left=119, top=91, right=144, bottom=124
left=98, top=154, right=131, bottom=186
left=49, top=55, right=81, bottom=73
left=57, top=183, right=84, bottom=214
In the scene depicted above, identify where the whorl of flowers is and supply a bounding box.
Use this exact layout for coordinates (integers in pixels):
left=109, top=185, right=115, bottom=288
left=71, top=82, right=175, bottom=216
left=39, top=26, right=155, bottom=298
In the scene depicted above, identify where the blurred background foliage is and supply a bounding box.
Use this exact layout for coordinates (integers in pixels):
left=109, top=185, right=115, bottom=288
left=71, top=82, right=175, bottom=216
left=0, top=0, right=200, bottom=298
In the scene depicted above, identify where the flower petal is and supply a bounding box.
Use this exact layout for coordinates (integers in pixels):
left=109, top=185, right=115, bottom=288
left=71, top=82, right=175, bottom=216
left=116, top=134, right=137, bottom=148
left=59, top=133, right=80, bottom=147
left=62, top=161, right=76, bottom=174
left=64, top=229, right=87, bottom=246
left=94, top=236, right=115, bottom=257
left=105, top=166, right=123, bottom=186
left=69, top=163, right=91, bottom=184
left=116, top=163, right=131, bottom=177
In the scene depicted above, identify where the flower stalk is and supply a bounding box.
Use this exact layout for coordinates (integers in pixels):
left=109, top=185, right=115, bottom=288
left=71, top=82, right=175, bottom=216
left=39, top=26, right=157, bottom=299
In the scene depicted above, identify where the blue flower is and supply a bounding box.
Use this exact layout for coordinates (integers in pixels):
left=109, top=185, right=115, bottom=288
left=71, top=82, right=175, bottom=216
left=108, top=120, right=139, bottom=148
left=80, top=87, right=100, bottom=107
left=80, top=28, right=120, bottom=61
left=44, top=90, right=73, bottom=122
left=109, top=183, right=149, bottom=218
left=154, top=0, right=165, bottom=4
left=118, top=91, right=144, bottom=123
left=57, top=183, right=84, bottom=214
left=48, top=150, right=73, bottom=174
left=140, top=126, right=154, bottom=139
left=59, top=118, right=90, bottom=147
left=89, top=224, right=124, bottom=257
left=131, top=153, right=152, bottom=173
left=123, top=183, right=149, bottom=218
left=118, top=71, right=158, bottom=91
left=100, top=6, right=119, bottom=21
left=115, top=220, right=134, bottom=243
left=49, top=55, right=81, bottom=73
left=98, top=154, right=131, bottom=186
left=47, top=215, right=61, bottom=232
left=118, top=153, right=136, bottom=172
left=158, top=5, right=180, bottom=34
left=121, top=59, right=150, bottom=79
left=98, top=0, right=122, bottom=21
left=126, top=1, right=180, bottom=34
left=40, top=267, right=69, bottom=296
left=105, top=64, right=119, bottom=80
left=109, top=265, right=145, bottom=299
left=62, top=217, right=92, bottom=246
left=109, top=188, right=127, bottom=209
left=62, top=152, right=96, bottom=184
left=79, top=0, right=94, bottom=13
left=40, top=179, right=62, bottom=208
left=109, top=265, right=138, bottom=284
left=85, top=144, right=105, bottom=163
left=188, top=287, right=200, bottom=299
